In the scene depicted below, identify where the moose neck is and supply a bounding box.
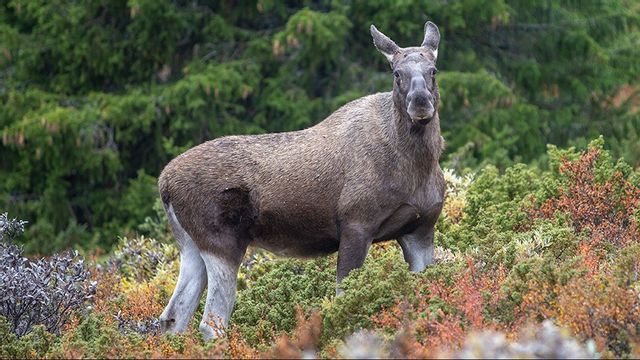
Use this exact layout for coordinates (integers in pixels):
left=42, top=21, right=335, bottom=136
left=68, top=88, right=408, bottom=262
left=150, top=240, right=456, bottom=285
left=389, top=92, right=443, bottom=165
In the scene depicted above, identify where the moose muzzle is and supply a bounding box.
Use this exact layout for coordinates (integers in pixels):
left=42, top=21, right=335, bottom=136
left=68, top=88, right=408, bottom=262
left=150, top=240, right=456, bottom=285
left=406, top=77, right=435, bottom=125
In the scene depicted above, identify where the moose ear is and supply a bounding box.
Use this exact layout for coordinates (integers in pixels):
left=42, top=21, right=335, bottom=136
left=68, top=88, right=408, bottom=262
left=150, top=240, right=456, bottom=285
left=421, top=21, right=440, bottom=59
left=370, top=24, right=400, bottom=63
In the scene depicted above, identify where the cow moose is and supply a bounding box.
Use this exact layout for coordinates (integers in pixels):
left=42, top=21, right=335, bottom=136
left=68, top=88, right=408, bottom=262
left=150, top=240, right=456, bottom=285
left=158, top=21, right=445, bottom=339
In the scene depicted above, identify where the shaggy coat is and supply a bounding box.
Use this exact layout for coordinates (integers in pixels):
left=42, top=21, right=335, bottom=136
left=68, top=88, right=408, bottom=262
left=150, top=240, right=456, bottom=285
left=158, top=21, right=445, bottom=339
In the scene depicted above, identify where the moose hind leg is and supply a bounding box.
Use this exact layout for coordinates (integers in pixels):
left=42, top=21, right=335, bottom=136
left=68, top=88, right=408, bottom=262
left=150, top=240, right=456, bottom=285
left=159, top=204, right=207, bottom=333
left=199, top=249, right=242, bottom=340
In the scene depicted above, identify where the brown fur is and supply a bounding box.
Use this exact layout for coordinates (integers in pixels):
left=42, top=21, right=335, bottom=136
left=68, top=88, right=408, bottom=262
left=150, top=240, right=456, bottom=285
left=158, top=21, right=445, bottom=285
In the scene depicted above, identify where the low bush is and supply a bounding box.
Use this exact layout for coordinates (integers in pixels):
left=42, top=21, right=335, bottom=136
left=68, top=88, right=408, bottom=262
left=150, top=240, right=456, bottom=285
left=321, top=244, right=417, bottom=343
left=107, top=235, right=178, bottom=282
left=0, top=212, right=27, bottom=243
left=231, top=255, right=335, bottom=346
left=0, top=318, right=55, bottom=359
left=0, top=214, right=96, bottom=338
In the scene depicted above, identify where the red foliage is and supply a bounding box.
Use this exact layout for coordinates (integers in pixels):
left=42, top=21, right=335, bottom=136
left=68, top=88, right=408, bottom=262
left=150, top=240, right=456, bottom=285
left=264, top=306, right=322, bottom=359
left=519, top=272, right=640, bottom=357
left=372, top=260, right=507, bottom=352
left=89, top=269, right=121, bottom=325
left=532, top=147, right=640, bottom=256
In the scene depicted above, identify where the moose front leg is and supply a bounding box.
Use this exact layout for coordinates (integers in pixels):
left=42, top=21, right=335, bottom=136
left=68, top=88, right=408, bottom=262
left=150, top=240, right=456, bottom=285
left=398, top=225, right=435, bottom=273
left=336, top=225, right=372, bottom=294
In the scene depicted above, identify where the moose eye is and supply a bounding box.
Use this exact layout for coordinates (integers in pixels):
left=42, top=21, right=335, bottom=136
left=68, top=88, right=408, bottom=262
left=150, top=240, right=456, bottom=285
left=431, top=68, right=438, bottom=76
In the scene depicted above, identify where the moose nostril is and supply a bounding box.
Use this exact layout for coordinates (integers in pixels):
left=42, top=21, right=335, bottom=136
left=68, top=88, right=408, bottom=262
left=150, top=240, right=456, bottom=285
left=413, top=96, right=428, bottom=106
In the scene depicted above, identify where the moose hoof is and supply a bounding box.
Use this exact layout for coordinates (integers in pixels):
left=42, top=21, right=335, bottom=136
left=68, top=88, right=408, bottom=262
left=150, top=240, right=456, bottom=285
left=159, top=316, right=176, bottom=333
left=199, top=321, right=225, bottom=341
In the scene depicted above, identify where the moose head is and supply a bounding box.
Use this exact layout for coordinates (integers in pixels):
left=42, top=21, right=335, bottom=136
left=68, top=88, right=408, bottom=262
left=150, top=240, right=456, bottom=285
left=371, top=22, right=440, bottom=125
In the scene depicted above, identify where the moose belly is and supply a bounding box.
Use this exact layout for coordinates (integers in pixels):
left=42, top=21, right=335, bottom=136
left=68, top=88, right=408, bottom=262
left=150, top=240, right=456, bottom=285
left=251, top=233, right=340, bottom=258
left=248, top=192, right=341, bottom=257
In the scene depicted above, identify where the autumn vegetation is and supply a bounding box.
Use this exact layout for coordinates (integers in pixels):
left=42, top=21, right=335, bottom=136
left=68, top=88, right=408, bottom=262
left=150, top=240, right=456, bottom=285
left=2, top=139, right=639, bottom=358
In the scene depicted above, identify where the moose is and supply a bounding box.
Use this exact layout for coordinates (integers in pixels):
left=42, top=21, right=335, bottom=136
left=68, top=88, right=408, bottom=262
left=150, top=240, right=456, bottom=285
left=158, top=21, right=445, bottom=339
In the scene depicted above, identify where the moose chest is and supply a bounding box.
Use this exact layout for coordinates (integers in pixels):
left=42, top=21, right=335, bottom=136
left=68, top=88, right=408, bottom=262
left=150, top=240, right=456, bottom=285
left=371, top=167, right=445, bottom=242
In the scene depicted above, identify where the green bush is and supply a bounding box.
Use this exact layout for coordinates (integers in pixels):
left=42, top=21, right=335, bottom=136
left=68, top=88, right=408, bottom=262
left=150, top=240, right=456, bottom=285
left=321, top=245, right=417, bottom=343
left=0, top=318, right=54, bottom=359
left=437, top=163, right=541, bottom=254
left=232, top=255, right=335, bottom=346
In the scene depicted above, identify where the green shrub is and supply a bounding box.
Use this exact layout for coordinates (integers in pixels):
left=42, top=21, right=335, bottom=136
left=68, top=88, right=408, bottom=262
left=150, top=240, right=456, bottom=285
left=321, top=245, right=417, bottom=343
left=437, top=163, right=540, bottom=253
left=107, top=235, right=178, bottom=282
left=0, top=317, right=55, bottom=359
left=232, top=255, right=335, bottom=346
left=49, top=314, right=123, bottom=358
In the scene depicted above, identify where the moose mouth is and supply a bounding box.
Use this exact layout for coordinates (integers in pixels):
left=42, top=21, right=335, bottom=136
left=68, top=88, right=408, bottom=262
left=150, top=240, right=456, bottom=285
left=413, top=116, right=432, bottom=125
left=408, top=108, right=434, bottom=125
left=407, top=99, right=435, bottom=125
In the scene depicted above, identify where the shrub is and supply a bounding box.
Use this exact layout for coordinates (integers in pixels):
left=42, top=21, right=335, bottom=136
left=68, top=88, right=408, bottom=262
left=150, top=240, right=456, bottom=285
left=263, top=307, right=322, bottom=359
left=530, top=139, right=640, bottom=256
left=440, top=168, right=474, bottom=225
left=0, top=241, right=96, bottom=337
left=371, top=259, right=507, bottom=352
left=231, top=255, right=335, bottom=346
left=0, top=212, right=28, bottom=243
left=95, top=236, right=180, bottom=336
left=0, top=317, right=55, bottom=359
left=0, top=212, right=96, bottom=337
left=321, top=244, right=417, bottom=343
left=520, top=273, right=640, bottom=357
left=437, top=163, right=540, bottom=254
left=612, top=243, right=640, bottom=288
left=107, top=235, right=178, bottom=282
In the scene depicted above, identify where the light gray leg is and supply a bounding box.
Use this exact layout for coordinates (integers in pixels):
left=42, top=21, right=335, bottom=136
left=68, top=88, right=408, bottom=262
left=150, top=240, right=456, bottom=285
left=159, top=204, right=207, bottom=333
left=398, top=226, right=434, bottom=273
left=198, top=251, right=240, bottom=340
